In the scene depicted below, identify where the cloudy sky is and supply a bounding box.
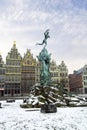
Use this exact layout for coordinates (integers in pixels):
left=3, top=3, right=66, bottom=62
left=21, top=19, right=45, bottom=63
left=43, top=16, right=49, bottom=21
left=0, top=0, right=87, bottom=74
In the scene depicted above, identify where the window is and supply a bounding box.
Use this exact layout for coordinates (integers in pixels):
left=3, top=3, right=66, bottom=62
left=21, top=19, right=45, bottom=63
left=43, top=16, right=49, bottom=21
left=84, top=81, right=87, bottom=85
left=85, top=88, right=87, bottom=94
left=0, top=64, right=3, bottom=67
left=60, top=73, right=64, bottom=77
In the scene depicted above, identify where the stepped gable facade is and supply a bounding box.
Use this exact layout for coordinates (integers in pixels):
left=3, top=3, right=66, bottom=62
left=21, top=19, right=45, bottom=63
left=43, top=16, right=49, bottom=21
left=21, top=49, right=36, bottom=95
left=50, top=60, right=69, bottom=91
left=58, top=61, right=69, bottom=91
left=5, top=41, right=22, bottom=96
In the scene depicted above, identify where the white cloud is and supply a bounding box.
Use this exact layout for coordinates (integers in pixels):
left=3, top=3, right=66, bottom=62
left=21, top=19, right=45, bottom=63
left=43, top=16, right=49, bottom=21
left=0, top=0, right=87, bottom=73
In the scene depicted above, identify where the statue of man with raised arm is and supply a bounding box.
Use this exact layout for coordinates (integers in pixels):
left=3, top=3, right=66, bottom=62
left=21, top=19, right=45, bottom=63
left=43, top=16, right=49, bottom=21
left=36, top=29, right=50, bottom=48
left=36, top=29, right=51, bottom=86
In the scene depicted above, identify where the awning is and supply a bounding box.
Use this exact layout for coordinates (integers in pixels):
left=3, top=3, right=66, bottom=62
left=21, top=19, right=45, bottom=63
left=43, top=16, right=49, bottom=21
left=0, top=88, right=4, bottom=91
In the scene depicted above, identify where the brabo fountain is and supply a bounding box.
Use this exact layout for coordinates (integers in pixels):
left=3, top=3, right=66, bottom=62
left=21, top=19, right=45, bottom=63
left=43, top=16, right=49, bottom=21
left=36, top=29, right=57, bottom=113
left=20, top=30, right=87, bottom=111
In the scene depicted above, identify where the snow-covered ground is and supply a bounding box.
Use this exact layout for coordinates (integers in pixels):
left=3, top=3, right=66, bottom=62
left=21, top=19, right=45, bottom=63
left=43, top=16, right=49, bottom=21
left=0, top=100, right=87, bottom=130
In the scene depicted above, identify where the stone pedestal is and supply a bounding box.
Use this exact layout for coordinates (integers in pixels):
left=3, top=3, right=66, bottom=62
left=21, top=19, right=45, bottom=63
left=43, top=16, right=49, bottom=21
left=41, top=103, right=57, bottom=113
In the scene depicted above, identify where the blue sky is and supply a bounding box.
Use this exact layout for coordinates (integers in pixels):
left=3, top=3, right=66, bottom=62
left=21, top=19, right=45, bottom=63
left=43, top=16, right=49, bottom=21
left=0, top=0, right=87, bottom=73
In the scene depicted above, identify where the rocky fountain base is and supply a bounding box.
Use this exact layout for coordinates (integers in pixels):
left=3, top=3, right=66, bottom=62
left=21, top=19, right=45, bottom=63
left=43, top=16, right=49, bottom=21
left=20, top=84, right=87, bottom=110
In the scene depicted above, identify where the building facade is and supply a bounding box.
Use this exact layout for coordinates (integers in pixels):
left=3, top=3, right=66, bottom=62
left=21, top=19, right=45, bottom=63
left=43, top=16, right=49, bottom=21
left=69, top=65, right=87, bottom=94
left=50, top=60, right=59, bottom=84
left=82, top=65, right=87, bottom=93
left=0, top=41, right=69, bottom=96
left=50, top=60, right=69, bottom=91
left=58, top=61, right=69, bottom=91
left=0, top=54, right=5, bottom=96
left=69, top=73, right=83, bottom=94
left=21, top=49, right=36, bottom=95
left=5, top=42, right=22, bottom=96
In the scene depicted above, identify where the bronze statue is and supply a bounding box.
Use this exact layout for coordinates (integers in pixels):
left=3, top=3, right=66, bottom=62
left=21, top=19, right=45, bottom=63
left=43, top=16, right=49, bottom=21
left=36, top=29, right=50, bottom=48
left=36, top=29, right=51, bottom=86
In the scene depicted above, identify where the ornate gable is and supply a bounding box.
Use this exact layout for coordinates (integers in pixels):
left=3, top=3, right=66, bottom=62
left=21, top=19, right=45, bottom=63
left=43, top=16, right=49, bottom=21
left=22, top=49, right=36, bottom=66
left=6, top=41, right=22, bottom=60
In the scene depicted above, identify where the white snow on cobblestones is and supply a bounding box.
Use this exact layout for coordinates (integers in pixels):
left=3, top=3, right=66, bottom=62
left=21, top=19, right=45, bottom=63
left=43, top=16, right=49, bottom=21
left=0, top=100, right=87, bottom=130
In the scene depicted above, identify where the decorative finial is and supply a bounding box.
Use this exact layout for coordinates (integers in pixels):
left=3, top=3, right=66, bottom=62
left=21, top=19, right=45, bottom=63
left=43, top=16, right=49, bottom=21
left=13, top=41, right=16, bottom=46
